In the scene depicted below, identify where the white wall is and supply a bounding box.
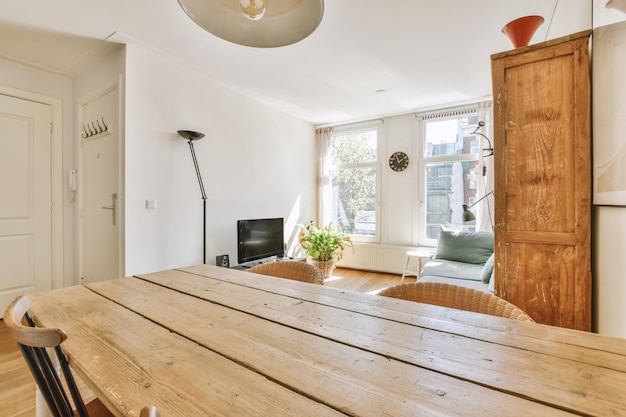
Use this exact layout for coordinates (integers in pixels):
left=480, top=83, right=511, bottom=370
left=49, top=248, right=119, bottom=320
left=0, top=57, right=74, bottom=287
left=123, top=43, right=316, bottom=275
left=381, top=114, right=418, bottom=246
left=592, top=1, right=626, bottom=338
left=593, top=208, right=626, bottom=337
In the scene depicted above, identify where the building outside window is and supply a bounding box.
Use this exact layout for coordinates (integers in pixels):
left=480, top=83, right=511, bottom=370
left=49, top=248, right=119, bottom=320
left=419, top=108, right=483, bottom=243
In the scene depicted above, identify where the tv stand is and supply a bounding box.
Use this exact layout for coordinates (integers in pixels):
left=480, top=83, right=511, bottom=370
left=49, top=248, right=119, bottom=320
left=232, top=256, right=305, bottom=270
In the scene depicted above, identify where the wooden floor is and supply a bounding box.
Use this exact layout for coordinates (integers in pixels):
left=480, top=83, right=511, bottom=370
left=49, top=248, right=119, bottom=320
left=323, top=267, right=405, bottom=293
left=0, top=267, right=404, bottom=417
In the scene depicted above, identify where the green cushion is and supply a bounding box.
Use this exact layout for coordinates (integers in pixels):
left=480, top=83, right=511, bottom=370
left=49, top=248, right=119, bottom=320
left=481, top=252, right=495, bottom=283
left=435, top=227, right=494, bottom=265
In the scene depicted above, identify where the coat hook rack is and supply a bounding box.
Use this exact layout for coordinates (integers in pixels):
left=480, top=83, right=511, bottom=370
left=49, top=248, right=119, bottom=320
left=81, top=117, right=109, bottom=138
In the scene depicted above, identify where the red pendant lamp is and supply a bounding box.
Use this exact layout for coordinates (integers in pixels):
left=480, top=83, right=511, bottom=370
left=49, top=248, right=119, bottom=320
left=502, top=15, right=545, bottom=48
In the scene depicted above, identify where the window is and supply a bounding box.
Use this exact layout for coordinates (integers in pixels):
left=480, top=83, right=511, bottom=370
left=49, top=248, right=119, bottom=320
left=419, top=109, right=482, bottom=243
left=329, top=123, right=380, bottom=242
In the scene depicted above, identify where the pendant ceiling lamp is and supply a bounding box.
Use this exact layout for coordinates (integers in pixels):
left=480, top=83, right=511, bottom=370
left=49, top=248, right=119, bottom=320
left=501, top=15, right=544, bottom=48
left=177, top=0, right=324, bottom=48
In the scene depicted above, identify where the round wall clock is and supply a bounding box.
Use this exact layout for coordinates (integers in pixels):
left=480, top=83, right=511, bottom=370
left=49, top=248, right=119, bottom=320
left=389, top=151, right=409, bottom=172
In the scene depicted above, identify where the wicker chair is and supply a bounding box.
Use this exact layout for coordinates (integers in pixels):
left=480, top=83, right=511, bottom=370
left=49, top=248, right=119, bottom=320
left=378, top=282, right=534, bottom=322
left=246, top=261, right=324, bottom=285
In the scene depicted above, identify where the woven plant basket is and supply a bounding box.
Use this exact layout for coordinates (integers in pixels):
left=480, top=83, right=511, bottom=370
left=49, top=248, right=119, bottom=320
left=313, top=259, right=335, bottom=278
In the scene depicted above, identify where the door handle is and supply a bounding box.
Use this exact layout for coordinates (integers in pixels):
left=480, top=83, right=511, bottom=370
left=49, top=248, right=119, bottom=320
left=101, top=193, right=117, bottom=226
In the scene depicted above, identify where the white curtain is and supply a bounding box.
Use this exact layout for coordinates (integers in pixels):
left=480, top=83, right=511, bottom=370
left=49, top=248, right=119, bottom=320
left=316, top=127, right=333, bottom=227
left=476, top=101, right=494, bottom=232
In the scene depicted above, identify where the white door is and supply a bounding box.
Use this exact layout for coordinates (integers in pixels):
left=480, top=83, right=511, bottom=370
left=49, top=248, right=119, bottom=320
left=80, top=85, right=120, bottom=283
left=0, top=94, right=53, bottom=310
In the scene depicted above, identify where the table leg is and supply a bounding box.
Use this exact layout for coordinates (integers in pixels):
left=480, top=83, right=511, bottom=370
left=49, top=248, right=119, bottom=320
left=416, top=258, right=421, bottom=281
left=401, top=255, right=412, bottom=282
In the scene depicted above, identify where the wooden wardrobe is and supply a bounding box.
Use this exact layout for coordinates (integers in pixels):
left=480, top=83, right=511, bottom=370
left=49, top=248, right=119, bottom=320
left=491, top=31, right=592, bottom=331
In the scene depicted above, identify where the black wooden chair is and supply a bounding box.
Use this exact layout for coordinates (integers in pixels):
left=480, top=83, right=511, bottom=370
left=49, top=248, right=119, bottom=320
left=3, top=295, right=114, bottom=417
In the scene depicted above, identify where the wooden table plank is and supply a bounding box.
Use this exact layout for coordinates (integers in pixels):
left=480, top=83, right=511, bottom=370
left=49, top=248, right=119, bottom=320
left=27, top=286, right=348, bottom=417
left=179, top=265, right=626, bottom=366
left=133, top=267, right=626, bottom=417
left=86, top=276, right=577, bottom=417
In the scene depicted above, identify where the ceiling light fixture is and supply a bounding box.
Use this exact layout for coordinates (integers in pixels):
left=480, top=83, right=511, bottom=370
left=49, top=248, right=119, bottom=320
left=501, top=15, right=544, bottom=48
left=177, top=0, right=324, bottom=48
left=239, top=0, right=266, bottom=20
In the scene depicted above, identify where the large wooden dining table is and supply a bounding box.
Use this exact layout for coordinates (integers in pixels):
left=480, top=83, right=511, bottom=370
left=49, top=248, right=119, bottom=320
left=26, top=264, right=626, bottom=417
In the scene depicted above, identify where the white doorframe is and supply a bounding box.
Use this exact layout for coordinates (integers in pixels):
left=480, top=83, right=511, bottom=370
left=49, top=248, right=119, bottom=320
left=76, top=77, right=124, bottom=282
left=0, top=85, right=64, bottom=289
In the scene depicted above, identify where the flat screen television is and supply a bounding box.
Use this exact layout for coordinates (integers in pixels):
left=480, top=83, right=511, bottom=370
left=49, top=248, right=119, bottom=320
left=237, top=217, right=284, bottom=265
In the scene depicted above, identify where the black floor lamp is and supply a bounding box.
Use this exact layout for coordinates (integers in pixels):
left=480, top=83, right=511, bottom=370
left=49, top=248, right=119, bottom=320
left=178, top=130, right=207, bottom=264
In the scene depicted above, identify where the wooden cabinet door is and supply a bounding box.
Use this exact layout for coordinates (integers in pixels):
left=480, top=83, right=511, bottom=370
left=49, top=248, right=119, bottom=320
left=491, top=31, right=592, bottom=331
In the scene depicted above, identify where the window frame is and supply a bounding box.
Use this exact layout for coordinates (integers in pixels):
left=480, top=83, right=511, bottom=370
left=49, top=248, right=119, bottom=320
left=329, top=121, right=382, bottom=243
left=416, top=106, right=481, bottom=247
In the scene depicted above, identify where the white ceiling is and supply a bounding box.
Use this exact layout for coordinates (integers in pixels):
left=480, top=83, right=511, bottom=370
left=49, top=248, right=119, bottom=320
left=0, top=0, right=591, bottom=125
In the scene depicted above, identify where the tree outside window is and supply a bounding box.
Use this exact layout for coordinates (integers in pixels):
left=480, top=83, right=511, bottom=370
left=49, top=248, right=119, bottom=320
left=330, top=126, right=379, bottom=240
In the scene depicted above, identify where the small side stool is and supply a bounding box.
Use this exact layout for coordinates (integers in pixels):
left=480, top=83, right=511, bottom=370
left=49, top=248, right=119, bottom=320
left=401, top=249, right=434, bottom=282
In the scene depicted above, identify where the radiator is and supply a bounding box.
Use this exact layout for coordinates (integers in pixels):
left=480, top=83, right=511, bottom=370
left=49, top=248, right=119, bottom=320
left=336, top=243, right=431, bottom=275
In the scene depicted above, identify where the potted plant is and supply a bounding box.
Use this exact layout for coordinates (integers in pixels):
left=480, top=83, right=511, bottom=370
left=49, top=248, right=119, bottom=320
left=298, top=221, right=352, bottom=278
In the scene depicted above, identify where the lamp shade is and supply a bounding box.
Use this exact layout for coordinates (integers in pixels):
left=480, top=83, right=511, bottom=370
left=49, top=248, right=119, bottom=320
left=177, top=0, right=324, bottom=48
left=462, top=204, right=476, bottom=223
left=177, top=130, right=205, bottom=141
left=501, top=15, right=544, bottom=48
